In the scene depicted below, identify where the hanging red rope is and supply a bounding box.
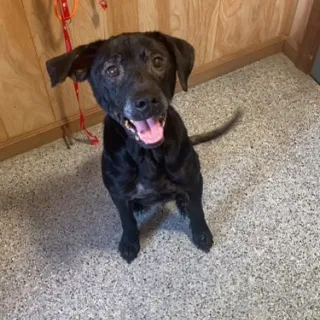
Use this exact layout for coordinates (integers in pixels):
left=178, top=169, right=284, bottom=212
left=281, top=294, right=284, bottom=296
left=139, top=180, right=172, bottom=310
left=99, top=0, right=108, bottom=10
left=54, top=0, right=101, bottom=146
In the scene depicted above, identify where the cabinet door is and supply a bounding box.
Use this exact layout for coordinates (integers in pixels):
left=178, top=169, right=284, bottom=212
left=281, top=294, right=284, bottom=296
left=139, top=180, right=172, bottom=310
left=169, top=0, right=220, bottom=67
left=214, top=0, right=290, bottom=59
left=0, top=0, right=55, bottom=138
left=22, top=0, right=108, bottom=121
left=110, top=0, right=169, bottom=39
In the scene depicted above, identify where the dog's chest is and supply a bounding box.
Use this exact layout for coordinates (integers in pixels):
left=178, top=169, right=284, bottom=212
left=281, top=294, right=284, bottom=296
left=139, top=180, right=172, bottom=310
left=128, top=163, right=182, bottom=205
left=133, top=182, right=153, bottom=199
left=136, top=182, right=146, bottom=194
left=132, top=173, right=179, bottom=201
left=110, top=137, right=192, bottom=204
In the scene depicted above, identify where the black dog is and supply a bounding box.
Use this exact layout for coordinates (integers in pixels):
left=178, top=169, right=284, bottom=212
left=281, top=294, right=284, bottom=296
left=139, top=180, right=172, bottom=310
left=46, top=32, right=239, bottom=263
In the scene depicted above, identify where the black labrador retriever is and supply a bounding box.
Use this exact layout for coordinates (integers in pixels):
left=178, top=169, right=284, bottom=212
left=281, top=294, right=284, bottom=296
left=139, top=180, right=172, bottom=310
left=46, top=32, right=239, bottom=263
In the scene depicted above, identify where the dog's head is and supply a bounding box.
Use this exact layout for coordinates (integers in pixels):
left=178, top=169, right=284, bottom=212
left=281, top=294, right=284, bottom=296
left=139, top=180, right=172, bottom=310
left=46, top=32, right=194, bottom=148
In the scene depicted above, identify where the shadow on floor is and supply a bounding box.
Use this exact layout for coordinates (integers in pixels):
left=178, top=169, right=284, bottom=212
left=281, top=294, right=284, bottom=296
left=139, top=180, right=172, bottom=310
left=5, top=155, right=193, bottom=265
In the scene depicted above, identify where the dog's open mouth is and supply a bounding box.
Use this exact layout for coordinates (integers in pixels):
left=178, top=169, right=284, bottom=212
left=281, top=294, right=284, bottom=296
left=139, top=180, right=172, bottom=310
left=124, top=115, right=166, bottom=145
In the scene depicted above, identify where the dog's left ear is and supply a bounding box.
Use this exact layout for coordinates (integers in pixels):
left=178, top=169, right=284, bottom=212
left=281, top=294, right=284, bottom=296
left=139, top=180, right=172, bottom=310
left=147, top=32, right=195, bottom=91
left=46, top=40, right=104, bottom=87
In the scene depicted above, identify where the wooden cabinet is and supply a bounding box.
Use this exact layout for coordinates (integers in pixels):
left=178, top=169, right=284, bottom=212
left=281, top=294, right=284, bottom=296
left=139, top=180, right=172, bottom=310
left=0, top=0, right=300, bottom=160
left=213, top=0, right=290, bottom=59
left=22, top=0, right=107, bottom=119
left=0, top=1, right=55, bottom=138
left=290, top=0, right=314, bottom=47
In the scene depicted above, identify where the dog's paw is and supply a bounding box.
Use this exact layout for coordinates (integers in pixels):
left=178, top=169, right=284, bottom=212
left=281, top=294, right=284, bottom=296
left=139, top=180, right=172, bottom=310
left=119, top=235, right=140, bottom=263
left=192, top=228, right=213, bottom=253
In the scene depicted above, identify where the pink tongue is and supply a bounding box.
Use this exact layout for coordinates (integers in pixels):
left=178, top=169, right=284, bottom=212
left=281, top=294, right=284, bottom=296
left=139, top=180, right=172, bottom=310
left=132, top=117, right=164, bottom=144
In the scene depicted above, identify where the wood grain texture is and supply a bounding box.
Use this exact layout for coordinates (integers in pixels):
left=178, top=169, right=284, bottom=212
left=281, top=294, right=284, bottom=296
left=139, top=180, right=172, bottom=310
left=0, top=118, right=8, bottom=142
left=22, top=0, right=106, bottom=121
left=0, top=0, right=55, bottom=138
left=296, top=0, right=320, bottom=73
left=263, top=0, right=291, bottom=39
left=110, top=0, right=139, bottom=34
left=290, top=0, right=314, bottom=45
left=214, top=0, right=290, bottom=59
left=169, top=0, right=220, bottom=67
left=282, top=0, right=299, bottom=35
left=190, top=36, right=284, bottom=88
left=157, top=0, right=170, bottom=33
left=138, top=0, right=159, bottom=31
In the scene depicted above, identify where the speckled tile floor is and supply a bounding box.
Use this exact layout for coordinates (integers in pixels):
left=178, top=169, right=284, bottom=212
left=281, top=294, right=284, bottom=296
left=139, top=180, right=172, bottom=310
left=1, top=54, right=320, bottom=319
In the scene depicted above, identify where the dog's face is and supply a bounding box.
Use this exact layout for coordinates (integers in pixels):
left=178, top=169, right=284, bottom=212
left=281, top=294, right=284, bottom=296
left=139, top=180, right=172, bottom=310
left=46, top=32, right=194, bottom=148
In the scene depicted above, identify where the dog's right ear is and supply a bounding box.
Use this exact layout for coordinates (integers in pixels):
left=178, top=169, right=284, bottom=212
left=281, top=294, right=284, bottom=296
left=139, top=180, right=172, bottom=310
left=46, top=40, right=104, bottom=87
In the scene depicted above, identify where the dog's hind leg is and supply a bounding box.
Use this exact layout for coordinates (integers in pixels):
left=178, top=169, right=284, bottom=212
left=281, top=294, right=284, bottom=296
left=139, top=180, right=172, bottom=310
left=176, top=175, right=213, bottom=252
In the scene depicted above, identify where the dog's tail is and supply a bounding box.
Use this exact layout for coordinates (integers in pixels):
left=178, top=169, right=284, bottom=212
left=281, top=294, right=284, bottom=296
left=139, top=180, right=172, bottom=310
left=190, top=109, right=241, bottom=146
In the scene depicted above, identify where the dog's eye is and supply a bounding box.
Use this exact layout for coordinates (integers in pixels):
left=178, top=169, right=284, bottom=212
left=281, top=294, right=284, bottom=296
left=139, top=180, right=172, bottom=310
left=152, top=57, right=164, bottom=69
left=106, top=65, right=120, bottom=77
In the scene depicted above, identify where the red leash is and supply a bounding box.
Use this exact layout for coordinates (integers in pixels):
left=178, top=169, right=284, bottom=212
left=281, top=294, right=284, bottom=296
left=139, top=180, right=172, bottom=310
left=56, top=0, right=101, bottom=146
left=99, top=0, right=108, bottom=10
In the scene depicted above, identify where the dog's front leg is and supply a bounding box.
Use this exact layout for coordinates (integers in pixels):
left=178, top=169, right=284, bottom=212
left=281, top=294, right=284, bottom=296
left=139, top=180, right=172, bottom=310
left=112, top=197, right=140, bottom=263
left=177, top=174, right=213, bottom=252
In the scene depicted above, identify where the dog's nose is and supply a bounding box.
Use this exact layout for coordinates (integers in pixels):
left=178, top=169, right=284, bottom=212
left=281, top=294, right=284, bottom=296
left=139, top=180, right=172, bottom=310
left=134, top=96, right=159, bottom=111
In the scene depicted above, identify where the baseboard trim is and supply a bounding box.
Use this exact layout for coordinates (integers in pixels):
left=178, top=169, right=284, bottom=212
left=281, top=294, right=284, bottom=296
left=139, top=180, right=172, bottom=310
left=283, top=38, right=299, bottom=64
left=0, top=108, right=105, bottom=161
left=0, top=37, right=285, bottom=162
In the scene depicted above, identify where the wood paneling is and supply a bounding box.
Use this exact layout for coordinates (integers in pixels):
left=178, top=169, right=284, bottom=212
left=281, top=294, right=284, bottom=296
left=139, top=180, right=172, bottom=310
left=263, top=0, right=291, bottom=39
left=169, top=0, right=220, bottom=67
left=138, top=0, right=159, bottom=31
left=283, top=0, right=299, bottom=35
left=214, top=0, right=290, bottom=59
left=156, top=0, right=170, bottom=33
left=0, top=118, right=8, bottom=142
left=110, top=0, right=139, bottom=34
left=22, top=0, right=106, bottom=121
left=296, top=0, right=320, bottom=73
left=190, top=37, right=284, bottom=88
left=290, top=0, right=314, bottom=45
left=0, top=0, right=55, bottom=138
left=214, top=0, right=261, bottom=59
